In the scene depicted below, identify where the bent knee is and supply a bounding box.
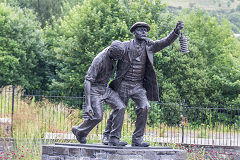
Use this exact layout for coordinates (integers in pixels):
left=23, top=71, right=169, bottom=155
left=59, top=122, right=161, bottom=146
left=95, top=118, right=102, bottom=124
left=138, top=104, right=150, bottom=112
left=119, top=104, right=126, bottom=111
left=114, top=102, right=126, bottom=111
left=94, top=115, right=103, bottom=122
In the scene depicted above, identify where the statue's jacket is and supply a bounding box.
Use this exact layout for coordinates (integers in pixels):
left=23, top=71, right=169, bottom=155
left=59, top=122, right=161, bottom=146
left=110, top=30, right=179, bottom=101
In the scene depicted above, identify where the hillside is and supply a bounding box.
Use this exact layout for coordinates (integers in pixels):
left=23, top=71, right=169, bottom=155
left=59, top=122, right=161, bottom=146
left=167, top=0, right=240, bottom=10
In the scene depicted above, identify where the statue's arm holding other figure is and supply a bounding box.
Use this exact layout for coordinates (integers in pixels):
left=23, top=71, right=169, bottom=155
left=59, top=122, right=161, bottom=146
left=145, top=20, right=184, bottom=53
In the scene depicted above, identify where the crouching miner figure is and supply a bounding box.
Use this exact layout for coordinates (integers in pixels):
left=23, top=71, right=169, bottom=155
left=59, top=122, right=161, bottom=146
left=72, top=40, right=127, bottom=146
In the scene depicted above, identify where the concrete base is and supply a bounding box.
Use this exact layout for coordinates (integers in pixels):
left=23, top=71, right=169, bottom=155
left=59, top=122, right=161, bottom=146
left=42, top=143, right=187, bottom=160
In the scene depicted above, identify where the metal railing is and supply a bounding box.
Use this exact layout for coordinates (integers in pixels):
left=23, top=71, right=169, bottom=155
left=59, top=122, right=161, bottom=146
left=0, top=86, right=239, bottom=146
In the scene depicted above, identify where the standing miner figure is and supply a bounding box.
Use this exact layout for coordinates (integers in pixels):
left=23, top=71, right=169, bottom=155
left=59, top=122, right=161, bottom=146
left=103, top=21, right=184, bottom=147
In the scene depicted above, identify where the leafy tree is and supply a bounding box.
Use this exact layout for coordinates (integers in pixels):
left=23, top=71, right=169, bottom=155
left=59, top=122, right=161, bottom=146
left=45, top=0, right=128, bottom=91
left=44, top=1, right=240, bottom=106
left=155, top=46, right=211, bottom=105
left=0, top=3, right=49, bottom=89
left=157, top=10, right=240, bottom=105
left=46, top=0, right=170, bottom=91
left=0, top=0, right=81, bottom=27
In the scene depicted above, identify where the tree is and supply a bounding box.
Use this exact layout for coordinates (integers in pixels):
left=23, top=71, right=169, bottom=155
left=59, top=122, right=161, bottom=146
left=45, top=0, right=128, bottom=91
left=0, top=0, right=75, bottom=28
left=157, top=10, right=240, bottom=105
left=46, top=0, right=169, bottom=91
left=0, top=3, right=49, bottom=89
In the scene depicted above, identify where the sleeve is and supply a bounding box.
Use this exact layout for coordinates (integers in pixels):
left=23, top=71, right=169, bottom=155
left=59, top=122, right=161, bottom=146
left=150, top=30, right=179, bottom=53
left=85, top=61, right=101, bottom=82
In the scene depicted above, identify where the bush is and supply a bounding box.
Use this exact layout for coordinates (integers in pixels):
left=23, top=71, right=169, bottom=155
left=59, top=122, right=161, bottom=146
left=0, top=3, right=49, bottom=90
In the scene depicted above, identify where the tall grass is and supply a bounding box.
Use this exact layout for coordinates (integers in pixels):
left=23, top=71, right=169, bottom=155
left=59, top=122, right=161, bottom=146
left=13, top=96, right=81, bottom=139
left=1, top=86, right=240, bottom=159
left=0, top=86, right=81, bottom=159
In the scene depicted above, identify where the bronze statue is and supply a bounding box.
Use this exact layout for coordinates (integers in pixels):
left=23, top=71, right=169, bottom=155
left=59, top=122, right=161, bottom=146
left=72, top=40, right=128, bottom=146
left=103, top=21, right=184, bottom=147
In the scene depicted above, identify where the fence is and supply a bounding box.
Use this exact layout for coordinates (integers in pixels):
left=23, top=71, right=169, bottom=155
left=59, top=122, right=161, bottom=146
left=0, top=86, right=240, bottom=146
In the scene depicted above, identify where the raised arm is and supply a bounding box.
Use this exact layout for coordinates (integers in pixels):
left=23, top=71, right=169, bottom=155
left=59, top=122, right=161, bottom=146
left=150, top=20, right=184, bottom=53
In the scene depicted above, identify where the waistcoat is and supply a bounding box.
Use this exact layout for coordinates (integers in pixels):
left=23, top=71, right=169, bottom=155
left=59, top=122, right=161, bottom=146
left=123, top=46, right=147, bottom=82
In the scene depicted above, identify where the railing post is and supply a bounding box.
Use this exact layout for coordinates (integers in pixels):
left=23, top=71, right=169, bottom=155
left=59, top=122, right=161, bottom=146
left=11, top=85, right=15, bottom=138
left=181, top=99, right=185, bottom=144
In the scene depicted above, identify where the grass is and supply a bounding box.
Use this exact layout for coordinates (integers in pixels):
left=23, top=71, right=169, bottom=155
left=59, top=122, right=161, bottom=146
left=0, top=86, right=82, bottom=159
left=1, top=86, right=240, bottom=159
left=0, top=86, right=81, bottom=138
left=13, top=97, right=81, bottom=138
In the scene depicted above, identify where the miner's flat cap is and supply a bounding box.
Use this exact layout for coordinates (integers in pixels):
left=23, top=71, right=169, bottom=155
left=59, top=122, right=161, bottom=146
left=130, top=22, right=150, bottom=33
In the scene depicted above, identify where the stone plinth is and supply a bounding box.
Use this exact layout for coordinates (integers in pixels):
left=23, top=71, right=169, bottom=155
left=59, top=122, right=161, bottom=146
left=42, top=143, right=187, bottom=160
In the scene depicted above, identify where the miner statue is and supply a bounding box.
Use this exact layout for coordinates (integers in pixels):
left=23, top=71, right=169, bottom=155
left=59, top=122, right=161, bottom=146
left=72, top=40, right=128, bottom=146
left=102, top=20, right=184, bottom=147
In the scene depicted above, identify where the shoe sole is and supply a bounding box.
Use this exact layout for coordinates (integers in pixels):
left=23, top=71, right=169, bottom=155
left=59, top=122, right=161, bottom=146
left=131, top=144, right=149, bottom=147
left=102, top=142, right=109, bottom=145
left=72, top=127, right=78, bottom=136
left=72, top=127, right=87, bottom=144
left=108, top=142, right=127, bottom=146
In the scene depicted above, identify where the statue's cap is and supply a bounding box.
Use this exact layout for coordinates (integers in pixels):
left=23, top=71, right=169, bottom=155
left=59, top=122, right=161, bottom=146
left=130, top=22, right=150, bottom=33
